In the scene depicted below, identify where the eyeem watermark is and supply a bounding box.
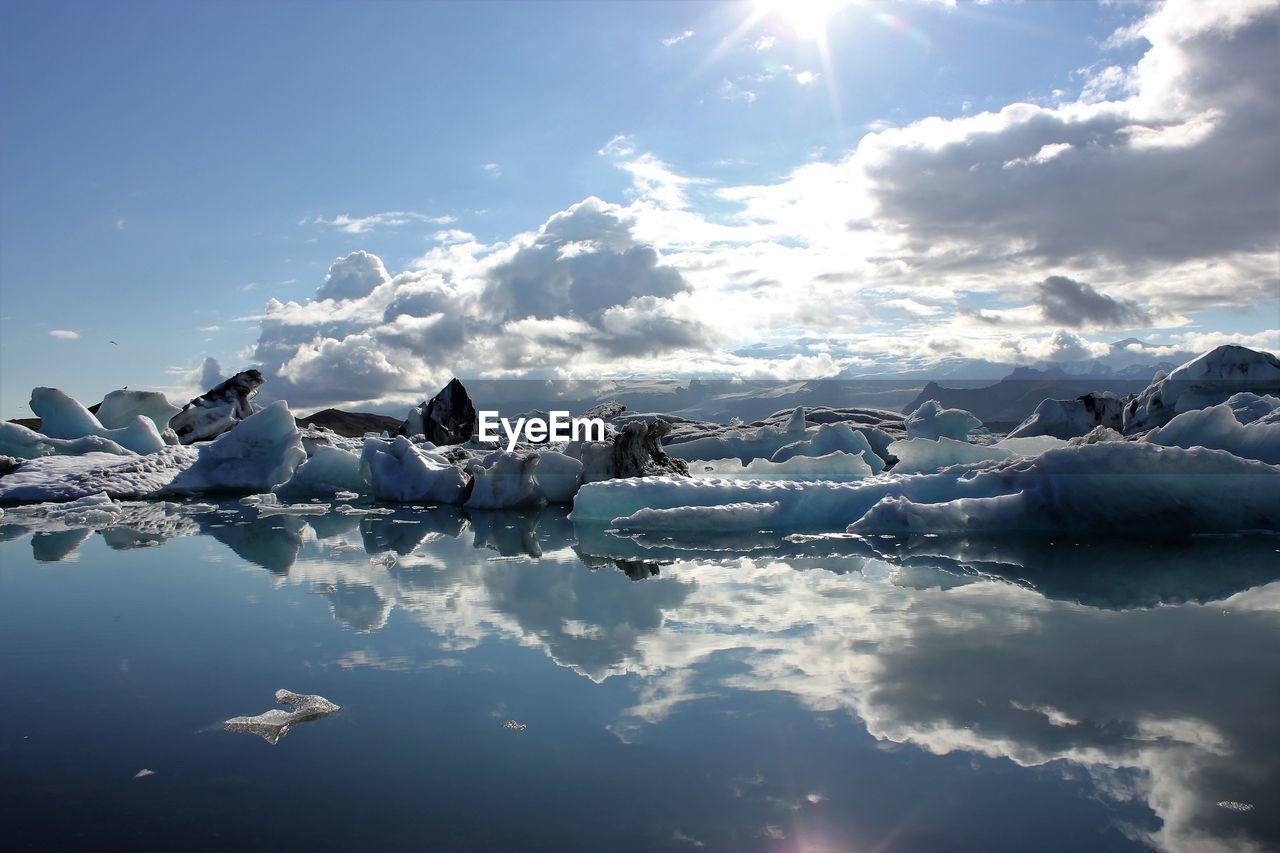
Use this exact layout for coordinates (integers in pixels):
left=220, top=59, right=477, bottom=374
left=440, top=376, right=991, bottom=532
left=477, top=411, right=606, bottom=451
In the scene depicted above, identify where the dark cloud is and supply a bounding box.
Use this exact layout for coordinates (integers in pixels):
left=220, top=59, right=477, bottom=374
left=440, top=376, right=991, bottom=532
left=1034, top=275, right=1152, bottom=328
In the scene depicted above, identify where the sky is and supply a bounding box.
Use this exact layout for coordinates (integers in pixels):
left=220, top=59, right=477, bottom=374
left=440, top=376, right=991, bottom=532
left=1, top=0, right=1277, bottom=417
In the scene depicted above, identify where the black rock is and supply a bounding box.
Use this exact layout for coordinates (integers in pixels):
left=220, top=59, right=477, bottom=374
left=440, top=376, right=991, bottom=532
left=400, top=378, right=477, bottom=445
left=612, top=419, right=690, bottom=478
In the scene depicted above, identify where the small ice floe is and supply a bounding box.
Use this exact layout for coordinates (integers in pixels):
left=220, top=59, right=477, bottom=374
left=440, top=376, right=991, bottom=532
left=256, top=502, right=330, bottom=517
left=1217, top=801, right=1255, bottom=813
left=333, top=490, right=360, bottom=501
left=133, top=768, right=156, bottom=779
left=502, top=720, right=527, bottom=732
left=370, top=552, right=398, bottom=567
left=223, top=689, right=341, bottom=745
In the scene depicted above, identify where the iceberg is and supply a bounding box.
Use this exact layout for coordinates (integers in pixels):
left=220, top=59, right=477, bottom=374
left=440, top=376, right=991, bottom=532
left=848, top=443, right=1280, bottom=537
left=359, top=436, right=470, bottom=504
left=95, top=389, right=181, bottom=431
left=274, top=445, right=367, bottom=501
left=1123, top=345, right=1280, bottom=434
left=666, top=407, right=810, bottom=462
left=1145, top=400, right=1280, bottom=465
left=28, top=388, right=166, bottom=455
left=465, top=453, right=541, bottom=510
left=166, top=401, right=306, bottom=495
left=0, top=421, right=134, bottom=460
left=887, top=435, right=1066, bottom=474
left=903, top=400, right=982, bottom=441
left=531, top=450, right=583, bottom=504
left=0, top=447, right=197, bottom=503
left=770, top=422, right=886, bottom=473
left=1007, top=392, right=1124, bottom=440
left=573, top=442, right=1280, bottom=538
left=169, top=368, right=264, bottom=444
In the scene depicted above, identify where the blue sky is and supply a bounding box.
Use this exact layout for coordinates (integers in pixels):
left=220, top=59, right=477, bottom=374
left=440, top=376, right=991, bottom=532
left=2, top=0, right=1276, bottom=417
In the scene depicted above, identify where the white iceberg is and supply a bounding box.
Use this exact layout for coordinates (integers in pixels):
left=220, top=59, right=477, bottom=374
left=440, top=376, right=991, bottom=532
left=465, top=453, right=541, bottom=510
left=359, top=436, right=469, bottom=504
left=887, top=435, right=1067, bottom=475
left=166, top=401, right=306, bottom=494
left=531, top=451, right=583, bottom=504
left=0, top=421, right=134, bottom=460
left=848, top=443, right=1280, bottom=537
left=1123, top=345, right=1280, bottom=434
left=0, top=447, right=197, bottom=503
left=274, top=445, right=367, bottom=501
left=1007, top=392, right=1124, bottom=440
left=903, top=400, right=982, bottom=441
left=666, top=407, right=809, bottom=462
left=769, top=422, right=886, bottom=473
left=28, top=387, right=166, bottom=455
left=95, top=389, right=181, bottom=431
left=1145, top=399, right=1280, bottom=465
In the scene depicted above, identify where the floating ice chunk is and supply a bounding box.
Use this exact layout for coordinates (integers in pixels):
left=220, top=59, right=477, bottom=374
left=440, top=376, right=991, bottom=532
left=257, top=502, right=330, bottom=516
left=274, top=445, right=366, bottom=501
left=612, top=501, right=782, bottom=532
left=0, top=421, right=134, bottom=460
left=889, top=437, right=1014, bottom=474
left=1145, top=402, right=1280, bottom=464
left=95, top=390, right=181, bottom=431
left=167, top=402, right=306, bottom=495
left=1008, top=392, right=1124, bottom=440
left=531, top=450, right=583, bottom=504
left=223, top=689, right=340, bottom=745
left=694, top=451, right=873, bottom=481
left=1124, top=345, right=1280, bottom=433
left=770, top=422, right=885, bottom=473
left=466, top=453, right=541, bottom=509
left=904, top=400, right=982, bottom=441
left=360, top=436, right=469, bottom=504
left=667, top=407, right=809, bottom=462
left=0, top=447, right=198, bottom=503
left=848, top=443, right=1280, bottom=537
left=28, top=388, right=166, bottom=455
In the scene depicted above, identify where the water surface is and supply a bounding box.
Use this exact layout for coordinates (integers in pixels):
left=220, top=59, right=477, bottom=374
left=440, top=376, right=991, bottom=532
left=1, top=502, right=1277, bottom=852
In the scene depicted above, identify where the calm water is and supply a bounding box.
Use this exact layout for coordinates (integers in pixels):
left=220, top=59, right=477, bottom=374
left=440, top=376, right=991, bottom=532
left=1, top=502, right=1277, bottom=852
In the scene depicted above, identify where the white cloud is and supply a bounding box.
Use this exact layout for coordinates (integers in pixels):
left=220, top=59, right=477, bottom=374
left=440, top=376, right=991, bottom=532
left=754, top=35, right=776, bottom=51
left=47, top=329, right=80, bottom=340
left=793, top=70, right=821, bottom=85
left=481, top=162, right=502, bottom=177
left=661, top=29, right=695, bottom=47
left=310, top=211, right=455, bottom=234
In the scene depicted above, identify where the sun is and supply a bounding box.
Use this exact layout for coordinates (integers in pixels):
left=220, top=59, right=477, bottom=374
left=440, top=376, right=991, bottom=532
left=753, top=0, right=852, bottom=40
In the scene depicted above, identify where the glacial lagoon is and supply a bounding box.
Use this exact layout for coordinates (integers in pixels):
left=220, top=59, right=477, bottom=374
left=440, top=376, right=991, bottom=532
left=1, top=502, right=1277, bottom=852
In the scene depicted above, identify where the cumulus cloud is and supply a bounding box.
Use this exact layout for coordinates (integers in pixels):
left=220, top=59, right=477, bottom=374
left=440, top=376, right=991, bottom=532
left=199, top=356, right=224, bottom=391
left=1033, top=275, right=1152, bottom=329
left=316, top=251, right=392, bottom=302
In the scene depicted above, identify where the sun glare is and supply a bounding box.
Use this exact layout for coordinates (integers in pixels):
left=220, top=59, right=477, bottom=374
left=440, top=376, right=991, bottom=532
left=753, top=0, right=852, bottom=39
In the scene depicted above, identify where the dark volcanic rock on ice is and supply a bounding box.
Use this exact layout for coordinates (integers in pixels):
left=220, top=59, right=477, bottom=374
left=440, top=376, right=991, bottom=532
left=401, top=378, right=477, bottom=445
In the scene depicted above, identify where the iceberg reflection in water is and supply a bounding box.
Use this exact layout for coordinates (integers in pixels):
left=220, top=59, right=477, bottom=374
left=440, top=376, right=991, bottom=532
left=0, top=501, right=1277, bottom=852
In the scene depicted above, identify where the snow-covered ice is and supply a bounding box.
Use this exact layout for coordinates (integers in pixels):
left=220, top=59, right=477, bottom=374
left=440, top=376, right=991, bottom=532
left=693, top=451, right=873, bottom=481
left=1124, top=345, right=1280, bottom=434
left=28, top=387, right=167, bottom=455
left=1008, top=392, right=1123, bottom=440
left=95, top=389, right=181, bottom=431
left=1145, top=399, right=1280, bottom=465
